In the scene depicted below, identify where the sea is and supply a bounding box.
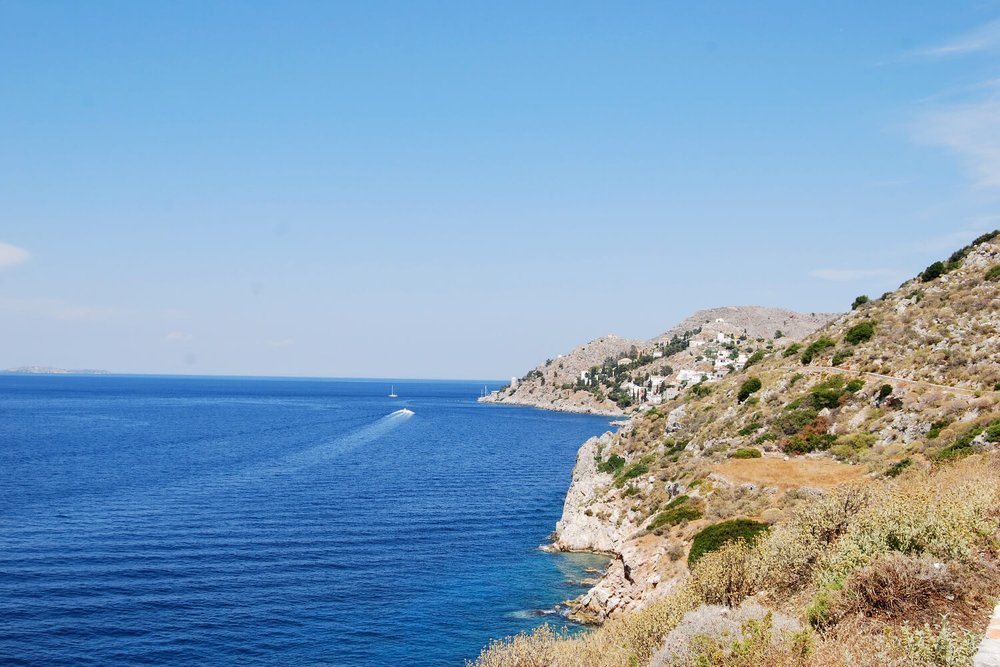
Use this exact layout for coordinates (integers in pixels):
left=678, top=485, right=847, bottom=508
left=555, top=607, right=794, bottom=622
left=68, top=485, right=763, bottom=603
left=0, top=375, right=613, bottom=666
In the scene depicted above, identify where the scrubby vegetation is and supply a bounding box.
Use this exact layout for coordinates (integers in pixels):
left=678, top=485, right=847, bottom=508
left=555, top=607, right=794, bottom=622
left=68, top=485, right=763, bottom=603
left=688, top=519, right=770, bottom=567
left=471, top=234, right=1000, bottom=667
left=648, top=495, right=703, bottom=531
left=843, top=321, right=875, bottom=345
left=800, top=337, right=835, bottom=365
left=732, top=447, right=762, bottom=459
left=472, top=457, right=1000, bottom=667
left=737, top=377, right=762, bottom=403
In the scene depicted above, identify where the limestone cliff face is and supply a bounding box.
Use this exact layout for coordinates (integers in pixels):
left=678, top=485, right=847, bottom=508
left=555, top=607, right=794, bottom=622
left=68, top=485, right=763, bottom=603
left=551, top=430, right=684, bottom=622
left=553, top=433, right=635, bottom=552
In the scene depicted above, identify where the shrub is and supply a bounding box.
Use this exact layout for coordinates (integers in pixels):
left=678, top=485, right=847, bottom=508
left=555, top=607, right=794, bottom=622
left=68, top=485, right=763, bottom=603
left=844, top=321, right=875, bottom=345
left=782, top=343, right=801, bottom=358
left=773, top=402, right=821, bottom=435
left=614, top=462, right=649, bottom=486
left=783, top=431, right=836, bottom=454
left=809, top=376, right=847, bottom=409
left=832, top=433, right=877, bottom=461
left=986, top=420, right=1000, bottom=443
left=877, top=384, right=893, bottom=401
left=688, top=519, right=769, bottom=567
left=885, top=458, right=913, bottom=478
left=690, top=383, right=711, bottom=397
left=737, top=421, right=762, bottom=436
left=935, top=425, right=984, bottom=461
left=920, top=261, right=946, bottom=282
left=737, top=377, right=762, bottom=403
left=851, top=295, right=869, bottom=310
left=986, top=264, right=1000, bottom=281
left=845, top=379, right=865, bottom=392
left=801, top=337, right=835, bottom=364
left=926, top=419, right=951, bottom=439
left=733, top=447, right=762, bottom=459
left=806, top=577, right=844, bottom=628
left=743, top=350, right=765, bottom=369
left=894, top=620, right=980, bottom=667
left=688, top=539, right=762, bottom=608
left=597, top=453, right=626, bottom=475
left=837, top=553, right=969, bottom=622
left=648, top=495, right=703, bottom=530
left=831, top=349, right=852, bottom=366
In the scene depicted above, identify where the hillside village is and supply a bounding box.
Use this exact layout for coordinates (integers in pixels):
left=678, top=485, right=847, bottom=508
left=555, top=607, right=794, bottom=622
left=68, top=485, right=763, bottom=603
left=481, top=308, right=838, bottom=415
left=472, top=231, right=1000, bottom=667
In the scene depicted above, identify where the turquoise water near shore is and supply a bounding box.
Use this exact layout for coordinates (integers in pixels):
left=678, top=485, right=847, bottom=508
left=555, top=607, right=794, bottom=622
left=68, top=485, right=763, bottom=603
left=0, top=375, right=611, bottom=665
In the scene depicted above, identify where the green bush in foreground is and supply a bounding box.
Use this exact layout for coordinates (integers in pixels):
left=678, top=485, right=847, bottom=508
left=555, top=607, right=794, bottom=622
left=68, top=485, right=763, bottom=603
left=688, top=519, right=769, bottom=567
left=733, top=447, right=762, bottom=459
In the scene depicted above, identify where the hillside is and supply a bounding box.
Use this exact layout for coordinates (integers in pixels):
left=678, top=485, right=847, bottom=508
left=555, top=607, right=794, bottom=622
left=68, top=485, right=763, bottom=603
left=473, top=231, right=1000, bottom=667
left=480, top=307, right=837, bottom=416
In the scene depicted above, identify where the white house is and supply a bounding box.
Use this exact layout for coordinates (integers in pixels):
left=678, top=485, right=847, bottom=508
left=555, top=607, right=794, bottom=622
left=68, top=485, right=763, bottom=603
left=678, top=369, right=708, bottom=384
left=621, top=381, right=645, bottom=401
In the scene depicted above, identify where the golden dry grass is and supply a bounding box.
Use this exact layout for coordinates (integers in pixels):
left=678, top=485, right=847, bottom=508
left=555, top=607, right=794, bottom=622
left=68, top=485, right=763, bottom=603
left=711, top=457, right=866, bottom=491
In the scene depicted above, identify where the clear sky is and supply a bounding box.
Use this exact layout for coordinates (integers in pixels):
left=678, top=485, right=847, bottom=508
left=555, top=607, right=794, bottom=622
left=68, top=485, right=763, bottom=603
left=2, top=1, right=999, bottom=379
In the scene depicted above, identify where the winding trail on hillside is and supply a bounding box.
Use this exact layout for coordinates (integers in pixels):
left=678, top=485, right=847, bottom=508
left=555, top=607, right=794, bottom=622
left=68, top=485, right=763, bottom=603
left=779, top=365, right=986, bottom=397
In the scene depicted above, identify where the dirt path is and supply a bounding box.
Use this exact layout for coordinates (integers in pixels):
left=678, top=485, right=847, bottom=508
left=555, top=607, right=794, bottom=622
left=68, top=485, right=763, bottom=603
left=780, top=365, right=984, bottom=397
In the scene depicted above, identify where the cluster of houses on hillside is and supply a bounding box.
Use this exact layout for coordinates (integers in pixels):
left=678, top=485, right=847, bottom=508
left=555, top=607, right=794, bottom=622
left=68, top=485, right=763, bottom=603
left=611, top=319, right=759, bottom=407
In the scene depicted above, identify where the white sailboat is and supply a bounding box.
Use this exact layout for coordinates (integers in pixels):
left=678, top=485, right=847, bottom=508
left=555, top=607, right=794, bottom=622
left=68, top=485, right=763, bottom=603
left=388, top=385, right=398, bottom=398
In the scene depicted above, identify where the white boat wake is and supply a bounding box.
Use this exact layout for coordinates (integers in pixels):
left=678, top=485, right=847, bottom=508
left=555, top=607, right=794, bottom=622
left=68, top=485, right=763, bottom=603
left=232, top=409, right=414, bottom=484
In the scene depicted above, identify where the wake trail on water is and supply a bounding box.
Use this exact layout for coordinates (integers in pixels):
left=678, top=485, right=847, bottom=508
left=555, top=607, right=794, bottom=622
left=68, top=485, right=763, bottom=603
left=10, top=410, right=416, bottom=522
left=230, top=408, right=415, bottom=485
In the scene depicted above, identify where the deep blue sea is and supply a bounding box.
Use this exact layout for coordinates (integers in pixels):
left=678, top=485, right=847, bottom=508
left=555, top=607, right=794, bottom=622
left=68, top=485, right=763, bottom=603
left=0, top=375, right=612, bottom=666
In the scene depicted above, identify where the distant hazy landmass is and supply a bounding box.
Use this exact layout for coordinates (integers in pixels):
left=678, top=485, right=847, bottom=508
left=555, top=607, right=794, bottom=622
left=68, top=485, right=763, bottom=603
left=4, top=366, right=110, bottom=375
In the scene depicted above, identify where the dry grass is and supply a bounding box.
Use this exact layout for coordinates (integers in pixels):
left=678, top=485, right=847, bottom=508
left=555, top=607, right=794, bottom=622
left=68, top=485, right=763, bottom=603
left=469, top=455, right=1000, bottom=666
left=711, top=457, right=867, bottom=491
left=834, top=553, right=1000, bottom=629
left=468, top=587, right=699, bottom=667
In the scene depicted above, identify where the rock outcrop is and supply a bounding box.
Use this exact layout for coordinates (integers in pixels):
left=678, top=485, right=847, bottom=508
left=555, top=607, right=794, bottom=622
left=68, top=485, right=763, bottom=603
left=553, top=433, right=634, bottom=553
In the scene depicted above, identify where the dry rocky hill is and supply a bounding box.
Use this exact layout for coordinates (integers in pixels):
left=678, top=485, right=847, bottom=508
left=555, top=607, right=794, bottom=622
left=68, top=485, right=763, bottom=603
left=480, top=307, right=838, bottom=416
left=473, top=231, right=1000, bottom=667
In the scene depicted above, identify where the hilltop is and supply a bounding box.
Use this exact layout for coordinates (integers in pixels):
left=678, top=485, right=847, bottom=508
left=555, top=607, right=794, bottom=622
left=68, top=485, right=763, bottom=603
left=472, top=232, right=1000, bottom=667
left=480, top=307, right=837, bottom=416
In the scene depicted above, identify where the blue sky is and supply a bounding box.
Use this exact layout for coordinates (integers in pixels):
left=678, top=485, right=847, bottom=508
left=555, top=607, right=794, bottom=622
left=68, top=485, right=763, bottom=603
left=2, top=1, right=999, bottom=379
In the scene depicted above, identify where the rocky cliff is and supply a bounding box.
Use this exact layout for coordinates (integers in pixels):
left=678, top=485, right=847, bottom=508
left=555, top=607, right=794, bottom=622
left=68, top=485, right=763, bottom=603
left=548, top=232, right=1000, bottom=625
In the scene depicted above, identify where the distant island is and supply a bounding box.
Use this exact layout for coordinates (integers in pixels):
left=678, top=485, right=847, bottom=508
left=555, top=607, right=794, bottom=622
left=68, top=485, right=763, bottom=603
left=4, top=366, right=110, bottom=375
